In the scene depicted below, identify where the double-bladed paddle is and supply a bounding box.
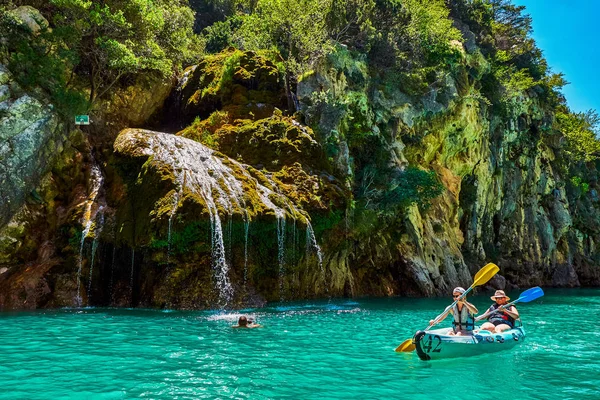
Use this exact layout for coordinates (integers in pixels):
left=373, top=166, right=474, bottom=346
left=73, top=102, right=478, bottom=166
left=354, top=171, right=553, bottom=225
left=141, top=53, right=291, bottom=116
left=395, top=262, right=499, bottom=352
left=475, top=286, right=544, bottom=321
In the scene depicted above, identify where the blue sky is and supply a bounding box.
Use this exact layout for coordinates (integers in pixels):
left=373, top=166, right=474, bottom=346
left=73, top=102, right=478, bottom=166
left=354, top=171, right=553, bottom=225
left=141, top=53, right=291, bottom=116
left=512, top=0, right=600, bottom=113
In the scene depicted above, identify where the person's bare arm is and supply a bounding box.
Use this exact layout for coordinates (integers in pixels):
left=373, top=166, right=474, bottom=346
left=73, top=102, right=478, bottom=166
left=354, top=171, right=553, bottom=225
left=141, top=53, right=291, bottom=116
left=502, top=305, right=519, bottom=320
left=429, top=306, right=452, bottom=326
left=464, top=301, right=478, bottom=315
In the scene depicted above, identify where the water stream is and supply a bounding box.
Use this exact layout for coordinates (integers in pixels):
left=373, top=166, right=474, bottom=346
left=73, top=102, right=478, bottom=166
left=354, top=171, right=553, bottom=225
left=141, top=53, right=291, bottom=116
left=119, top=130, right=327, bottom=304
left=75, top=161, right=104, bottom=307
left=86, top=210, right=104, bottom=305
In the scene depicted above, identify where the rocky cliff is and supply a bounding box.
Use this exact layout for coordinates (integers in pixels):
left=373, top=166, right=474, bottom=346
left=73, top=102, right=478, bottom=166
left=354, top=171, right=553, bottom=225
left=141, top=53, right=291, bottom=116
left=0, top=2, right=599, bottom=310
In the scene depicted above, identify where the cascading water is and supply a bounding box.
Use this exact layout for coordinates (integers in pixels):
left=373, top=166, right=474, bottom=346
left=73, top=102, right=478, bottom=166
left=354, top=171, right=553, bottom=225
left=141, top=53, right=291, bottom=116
left=116, top=130, right=325, bottom=305
left=277, top=216, right=286, bottom=300
left=226, top=214, right=233, bottom=266
left=75, top=161, right=104, bottom=307
left=306, top=223, right=324, bottom=276
left=243, top=211, right=250, bottom=285
left=167, top=192, right=179, bottom=263
left=86, top=210, right=104, bottom=306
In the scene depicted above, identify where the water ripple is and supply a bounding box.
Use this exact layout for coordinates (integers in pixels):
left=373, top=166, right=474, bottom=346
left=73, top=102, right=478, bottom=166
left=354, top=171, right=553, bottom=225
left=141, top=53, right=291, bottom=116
left=0, top=290, right=598, bottom=399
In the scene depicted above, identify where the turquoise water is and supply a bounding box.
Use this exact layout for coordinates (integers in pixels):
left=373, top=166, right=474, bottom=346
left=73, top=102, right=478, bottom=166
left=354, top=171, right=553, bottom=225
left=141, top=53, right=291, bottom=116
left=0, top=289, right=598, bottom=399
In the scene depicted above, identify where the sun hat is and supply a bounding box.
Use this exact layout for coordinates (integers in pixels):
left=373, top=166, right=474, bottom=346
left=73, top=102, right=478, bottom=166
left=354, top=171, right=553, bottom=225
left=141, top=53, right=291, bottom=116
left=491, top=289, right=510, bottom=301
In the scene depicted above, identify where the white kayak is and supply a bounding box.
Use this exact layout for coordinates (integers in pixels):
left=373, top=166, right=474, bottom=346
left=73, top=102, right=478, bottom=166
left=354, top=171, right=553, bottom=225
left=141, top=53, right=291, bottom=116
left=413, top=325, right=526, bottom=361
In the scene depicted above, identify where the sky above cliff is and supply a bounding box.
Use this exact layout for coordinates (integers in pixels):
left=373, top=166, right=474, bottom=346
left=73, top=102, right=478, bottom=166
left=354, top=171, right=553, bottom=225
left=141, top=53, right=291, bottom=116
left=514, top=0, right=599, bottom=114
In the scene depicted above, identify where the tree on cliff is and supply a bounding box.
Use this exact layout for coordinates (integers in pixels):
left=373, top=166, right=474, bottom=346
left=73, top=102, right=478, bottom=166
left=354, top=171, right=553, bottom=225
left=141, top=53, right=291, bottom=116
left=1, top=0, right=202, bottom=112
left=556, top=109, right=600, bottom=163
left=49, top=0, right=201, bottom=107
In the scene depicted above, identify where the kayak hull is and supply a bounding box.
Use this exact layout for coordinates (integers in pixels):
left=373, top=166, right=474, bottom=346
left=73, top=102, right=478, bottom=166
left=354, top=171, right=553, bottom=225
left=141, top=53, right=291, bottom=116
left=413, top=326, right=526, bottom=361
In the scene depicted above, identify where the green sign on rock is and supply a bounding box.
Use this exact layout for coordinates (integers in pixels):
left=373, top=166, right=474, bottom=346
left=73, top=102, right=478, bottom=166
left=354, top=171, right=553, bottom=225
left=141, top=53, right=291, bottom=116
left=75, top=115, right=90, bottom=125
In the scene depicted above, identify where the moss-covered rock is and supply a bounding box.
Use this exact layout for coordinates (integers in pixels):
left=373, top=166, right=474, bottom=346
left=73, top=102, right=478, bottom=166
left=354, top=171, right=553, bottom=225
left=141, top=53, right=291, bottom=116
left=179, top=113, right=326, bottom=171
left=0, top=63, right=69, bottom=228
left=166, top=48, right=287, bottom=128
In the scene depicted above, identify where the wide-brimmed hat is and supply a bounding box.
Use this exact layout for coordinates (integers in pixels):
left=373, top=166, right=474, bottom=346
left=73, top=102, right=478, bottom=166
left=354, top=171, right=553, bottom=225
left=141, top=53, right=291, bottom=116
left=491, top=290, right=510, bottom=301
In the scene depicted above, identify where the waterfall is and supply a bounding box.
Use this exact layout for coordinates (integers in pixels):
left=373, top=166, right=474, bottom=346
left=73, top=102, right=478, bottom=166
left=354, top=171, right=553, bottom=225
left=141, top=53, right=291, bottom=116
left=306, top=223, right=324, bottom=275
left=277, top=215, right=286, bottom=300
left=167, top=192, right=179, bottom=263
left=226, top=213, right=233, bottom=266
left=75, top=218, right=91, bottom=307
left=206, top=200, right=233, bottom=304
left=243, top=211, right=250, bottom=285
left=86, top=210, right=104, bottom=306
left=117, top=130, right=310, bottom=305
left=292, top=219, right=297, bottom=264
left=75, top=161, right=104, bottom=307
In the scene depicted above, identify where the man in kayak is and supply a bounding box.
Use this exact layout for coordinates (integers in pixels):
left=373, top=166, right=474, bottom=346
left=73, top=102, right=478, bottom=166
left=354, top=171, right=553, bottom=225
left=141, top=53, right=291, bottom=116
left=478, top=290, right=519, bottom=333
left=232, top=315, right=262, bottom=328
left=429, top=287, right=478, bottom=336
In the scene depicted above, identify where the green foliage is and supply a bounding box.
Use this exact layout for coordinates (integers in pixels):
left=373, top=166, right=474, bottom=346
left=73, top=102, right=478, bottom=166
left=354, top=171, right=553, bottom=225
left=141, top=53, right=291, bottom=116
left=311, top=209, right=343, bottom=236
left=238, top=0, right=333, bottom=75
left=556, top=109, right=600, bottom=163
left=402, top=0, right=463, bottom=65
left=570, top=176, right=590, bottom=197
left=201, top=0, right=334, bottom=75
left=325, top=0, right=376, bottom=48
left=49, top=0, right=200, bottom=105
left=494, top=64, right=538, bottom=96
left=6, top=37, right=89, bottom=116
left=202, top=15, right=244, bottom=53
left=341, top=91, right=375, bottom=147
left=357, top=164, right=444, bottom=213
left=1, top=0, right=201, bottom=115
left=201, top=49, right=244, bottom=98
left=449, top=0, right=564, bottom=110
left=381, top=69, right=430, bottom=96
left=382, top=167, right=445, bottom=210
left=68, top=228, right=83, bottom=250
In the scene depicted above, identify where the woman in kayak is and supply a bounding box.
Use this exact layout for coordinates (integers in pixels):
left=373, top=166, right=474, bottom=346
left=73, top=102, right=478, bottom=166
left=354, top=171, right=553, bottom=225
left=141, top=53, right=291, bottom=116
left=479, top=290, right=519, bottom=333
left=429, top=287, right=478, bottom=336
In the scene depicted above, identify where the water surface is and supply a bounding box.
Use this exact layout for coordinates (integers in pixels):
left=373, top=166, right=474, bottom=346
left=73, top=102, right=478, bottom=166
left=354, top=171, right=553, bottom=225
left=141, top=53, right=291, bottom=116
left=0, top=289, right=598, bottom=399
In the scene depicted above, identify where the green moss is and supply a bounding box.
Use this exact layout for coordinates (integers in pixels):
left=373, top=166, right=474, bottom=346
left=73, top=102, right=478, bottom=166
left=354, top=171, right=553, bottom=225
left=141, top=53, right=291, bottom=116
left=68, top=227, right=83, bottom=250
left=180, top=48, right=287, bottom=123
left=200, top=49, right=244, bottom=99
left=150, top=221, right=211, bottom=255
left=298, top=69, right=315, bottom=82
left=327, top=44, right=368, bottom=84
left=180, top=113, right=324, bottom=171
left=311, top=209, right=344, bottom=236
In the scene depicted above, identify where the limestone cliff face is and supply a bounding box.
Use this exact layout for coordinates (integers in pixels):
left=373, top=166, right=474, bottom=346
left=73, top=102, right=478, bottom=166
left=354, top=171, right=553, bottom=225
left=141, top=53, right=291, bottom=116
left=0, top=63, right=65, bottom=227
left=298, top=42, right=598, bottom=294
left=1, top=28, right=599, bottom=310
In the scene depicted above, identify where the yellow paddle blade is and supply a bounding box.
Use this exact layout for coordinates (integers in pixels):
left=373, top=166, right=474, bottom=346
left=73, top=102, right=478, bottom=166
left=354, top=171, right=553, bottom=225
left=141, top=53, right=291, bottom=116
left=395, top=339, right=416, bottom=352
left=472, top=263, right=499, bottom=288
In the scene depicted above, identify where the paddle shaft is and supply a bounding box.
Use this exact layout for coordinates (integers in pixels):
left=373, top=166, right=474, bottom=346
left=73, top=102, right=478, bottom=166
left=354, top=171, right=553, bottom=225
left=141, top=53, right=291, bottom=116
left=426, top=286, right=476, bottom=331
left=475, top=299, right=519, bottom=321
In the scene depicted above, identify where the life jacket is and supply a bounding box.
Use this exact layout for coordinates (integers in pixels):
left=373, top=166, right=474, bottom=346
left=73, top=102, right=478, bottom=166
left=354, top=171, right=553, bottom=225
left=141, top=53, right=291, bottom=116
left=488, top=303, right=515, bottom=327
left=452, top=303, right=475, bottom=331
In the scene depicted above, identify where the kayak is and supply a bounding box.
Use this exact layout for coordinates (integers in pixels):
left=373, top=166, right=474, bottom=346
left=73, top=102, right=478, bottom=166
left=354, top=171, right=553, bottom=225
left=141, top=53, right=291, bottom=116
left=413, top=326, right=526, bottom=361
